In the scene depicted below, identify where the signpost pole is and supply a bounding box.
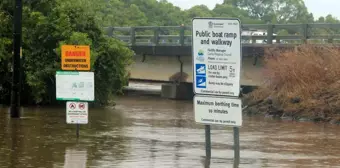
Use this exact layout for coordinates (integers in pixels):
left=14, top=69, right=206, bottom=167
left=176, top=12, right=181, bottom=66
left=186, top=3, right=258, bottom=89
left=10, top=0, right=23, bottom=118
left=76, top=124, right=80, bottom=138
left=74, top=68, right=80, bottom=139
left=205, top=125, right=211, bottom=159
left=233, top=127, right=240, bottom=167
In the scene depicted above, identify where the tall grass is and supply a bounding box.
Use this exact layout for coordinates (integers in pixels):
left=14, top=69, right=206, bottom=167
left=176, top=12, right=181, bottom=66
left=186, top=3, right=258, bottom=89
left=249, top=44, right=340, bottom=107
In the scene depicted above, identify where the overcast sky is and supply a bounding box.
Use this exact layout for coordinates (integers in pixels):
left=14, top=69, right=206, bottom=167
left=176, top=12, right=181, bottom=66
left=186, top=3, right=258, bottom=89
left=165, top=0, right=340, bottom=19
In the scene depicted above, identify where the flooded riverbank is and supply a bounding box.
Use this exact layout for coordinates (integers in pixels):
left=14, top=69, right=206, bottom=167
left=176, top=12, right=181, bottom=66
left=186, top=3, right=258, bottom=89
left=1, top=95, right=340, bottom=168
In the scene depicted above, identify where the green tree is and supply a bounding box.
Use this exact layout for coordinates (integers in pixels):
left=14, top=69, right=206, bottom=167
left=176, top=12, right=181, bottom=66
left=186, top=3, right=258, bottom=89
left=0, top=0, right=133, bottom=105
left=185, top=5, right=213, bottom=20
left=212, top=4, right=263, bottom=24
left=223, top=0, right=239, bottom=7
left=0, top=11, right=12, bottom=104
left=225, top=0, right=313, bottom=23
left=124, top=0, right=186, bottom=26
left=92, top=0, right=148, bottom=27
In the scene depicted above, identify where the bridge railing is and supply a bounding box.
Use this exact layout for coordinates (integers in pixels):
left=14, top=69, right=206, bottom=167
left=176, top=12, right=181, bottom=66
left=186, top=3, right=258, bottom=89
left=104, top=24, right=340, bottom=46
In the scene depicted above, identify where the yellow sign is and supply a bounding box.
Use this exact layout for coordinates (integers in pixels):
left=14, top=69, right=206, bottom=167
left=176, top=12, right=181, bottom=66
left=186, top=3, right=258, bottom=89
left=61, top=45, right=90, bottom=71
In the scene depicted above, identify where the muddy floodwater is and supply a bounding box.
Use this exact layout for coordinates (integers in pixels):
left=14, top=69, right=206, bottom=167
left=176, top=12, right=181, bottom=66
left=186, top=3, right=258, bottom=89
left=1, top=95, right=340, bottom=168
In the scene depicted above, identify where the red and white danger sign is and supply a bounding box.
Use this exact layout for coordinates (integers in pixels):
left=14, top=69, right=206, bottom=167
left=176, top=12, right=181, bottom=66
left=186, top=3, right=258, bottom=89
left=66, top=101, right=88, bottom=124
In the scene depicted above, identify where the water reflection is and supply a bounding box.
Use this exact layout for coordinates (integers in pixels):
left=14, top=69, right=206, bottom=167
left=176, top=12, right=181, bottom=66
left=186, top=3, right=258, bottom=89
left=203, top=157, right=210, bottom=168
left=9, top=117, right=21, bottom=168
left=63, top=148, right=87, bottom=168
left=0, top=106, right=129, bottom=168
left=174, top=101, right=186, bottom=168
left=0, top=95, right=340, bottom=168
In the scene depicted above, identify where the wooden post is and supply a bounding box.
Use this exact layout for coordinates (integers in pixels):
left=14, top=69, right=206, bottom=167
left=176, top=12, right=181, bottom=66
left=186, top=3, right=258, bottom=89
left=302, top=24, right=308, bottom=44
left=276, top=37, right=281, bottom=44
left=205, top=125, right=211, bottom=159
left=107, top=27, right=114, bottom=37
left=180, top=26, right=185, bottom=46
left=328, top=38, right=333, bottom=44
left=130, top=27, right=136, bottom=46
left=267, top=24, right=274, bottom=44
left=153, top=27, right=159, bottom=46
left=251, top=36, right=256, bottom=44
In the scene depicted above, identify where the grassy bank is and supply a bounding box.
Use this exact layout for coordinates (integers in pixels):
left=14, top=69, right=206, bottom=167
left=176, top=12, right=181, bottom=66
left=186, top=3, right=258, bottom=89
left=242, top=45, right=340, bottom=124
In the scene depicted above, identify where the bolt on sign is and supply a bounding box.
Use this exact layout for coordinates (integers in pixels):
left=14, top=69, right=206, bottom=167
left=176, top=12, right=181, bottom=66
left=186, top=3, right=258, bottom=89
left=61, top=45, right=90, bottom=71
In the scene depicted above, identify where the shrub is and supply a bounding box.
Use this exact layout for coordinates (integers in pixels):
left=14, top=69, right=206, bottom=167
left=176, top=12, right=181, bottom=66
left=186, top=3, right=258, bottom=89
left=261, top=45, right=340, bottom=103
left=245, top=44, right=340, bottom=118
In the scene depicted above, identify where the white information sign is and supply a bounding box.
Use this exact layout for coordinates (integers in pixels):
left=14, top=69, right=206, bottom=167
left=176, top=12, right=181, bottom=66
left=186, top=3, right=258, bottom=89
left=192, top=18, right=241, bottom=97
left=194, top=95, right=242, bottom=127
left=66, top=101, right=88, bottom=124
left=56, top=71, right=94, bottom=101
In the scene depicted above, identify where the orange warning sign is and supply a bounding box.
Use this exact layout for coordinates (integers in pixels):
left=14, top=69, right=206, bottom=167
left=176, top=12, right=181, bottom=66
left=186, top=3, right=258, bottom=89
left=61, top=45, right=90, bottom=71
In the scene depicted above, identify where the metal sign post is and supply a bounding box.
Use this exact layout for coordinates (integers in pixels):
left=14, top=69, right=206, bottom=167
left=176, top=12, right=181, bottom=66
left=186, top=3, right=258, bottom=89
left=10, top=0, right=23, bottom=118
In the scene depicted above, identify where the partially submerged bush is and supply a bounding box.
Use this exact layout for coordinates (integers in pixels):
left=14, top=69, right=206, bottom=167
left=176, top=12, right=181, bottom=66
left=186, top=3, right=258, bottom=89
left=244, top=44, right=340, bottom=119
left=264, top=45, right=340, bottom=103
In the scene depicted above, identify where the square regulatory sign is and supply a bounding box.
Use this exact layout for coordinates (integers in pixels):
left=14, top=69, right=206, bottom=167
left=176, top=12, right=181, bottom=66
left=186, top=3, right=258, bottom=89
left=61, top=45, right=91, bottom=71
left=192, top=18, right=241, bottom=97
left=193, top=95, right=242, bottom=127
left=66, top=101, right=88, bottom=124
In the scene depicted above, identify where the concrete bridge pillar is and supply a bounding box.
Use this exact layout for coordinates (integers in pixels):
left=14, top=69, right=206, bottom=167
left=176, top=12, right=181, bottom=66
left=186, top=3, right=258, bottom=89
left=161, top=82, right=193, bottom=100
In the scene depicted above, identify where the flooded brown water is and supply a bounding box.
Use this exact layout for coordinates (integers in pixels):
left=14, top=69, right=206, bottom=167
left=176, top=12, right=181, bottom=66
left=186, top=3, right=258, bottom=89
left=1, top=95, right=340, bottom=168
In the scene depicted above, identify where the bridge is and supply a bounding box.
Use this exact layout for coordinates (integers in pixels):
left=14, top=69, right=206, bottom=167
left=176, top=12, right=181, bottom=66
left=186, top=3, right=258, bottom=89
left=104, top=23, right=340, bottom=99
